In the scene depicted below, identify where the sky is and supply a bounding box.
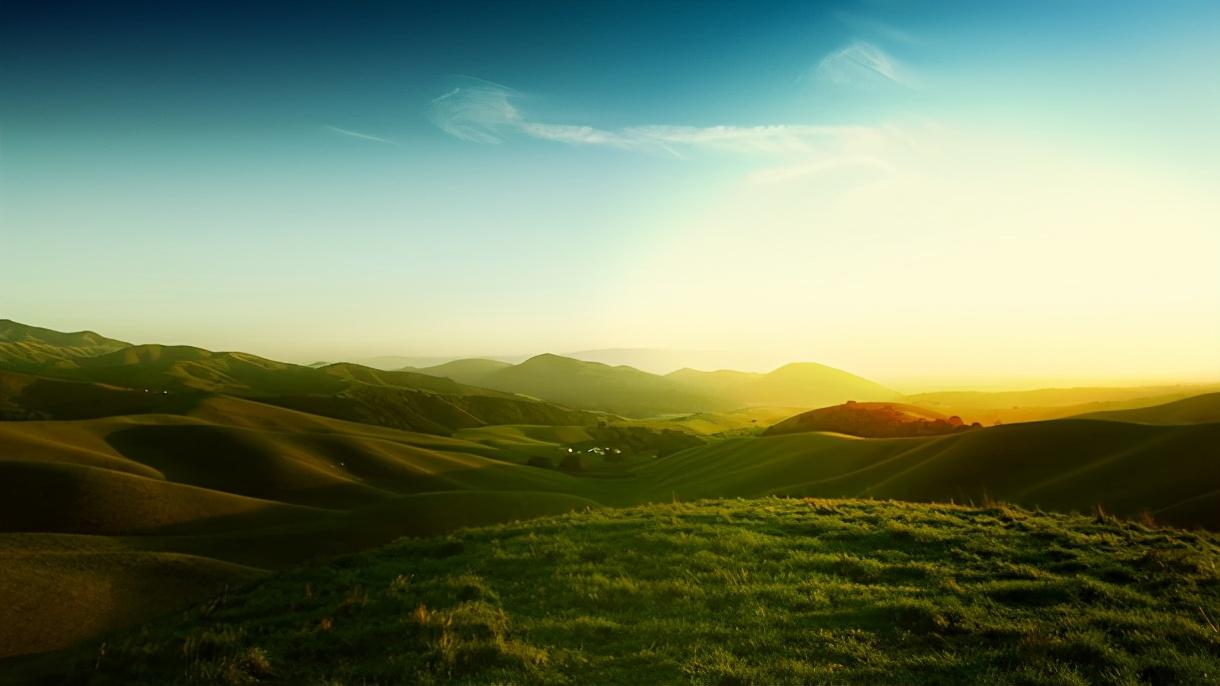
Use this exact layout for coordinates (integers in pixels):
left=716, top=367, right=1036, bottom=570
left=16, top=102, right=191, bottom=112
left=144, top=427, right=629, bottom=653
left=2, top=0, right=1218, bottom=388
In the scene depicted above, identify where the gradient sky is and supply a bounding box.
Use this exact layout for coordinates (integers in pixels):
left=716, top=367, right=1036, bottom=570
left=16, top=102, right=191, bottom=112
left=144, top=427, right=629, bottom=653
left=2, top=1, right=1218, bottom=387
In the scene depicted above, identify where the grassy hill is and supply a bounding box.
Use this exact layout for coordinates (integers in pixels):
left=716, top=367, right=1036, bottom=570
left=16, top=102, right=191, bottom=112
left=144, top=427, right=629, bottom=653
left=0, top=320, right=603, bottom=436
left=1077, top=392, right=1220, bottom=425
left=12, top=498, right=1219, bottom=685
left=764, top=401, right=974, bottom=438
left=6, top=398, right=1217, bottom=660
left=0, top=394, right=697, bottom=659
left=639, top=419, right=1220, bottom=529
left=0, top=319, right=129, bottom=371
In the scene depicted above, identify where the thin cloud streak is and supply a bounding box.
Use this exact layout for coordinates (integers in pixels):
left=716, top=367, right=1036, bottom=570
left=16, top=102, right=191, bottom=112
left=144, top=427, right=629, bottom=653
left=429, top=81, right=885, bottom=160
left=814, top=41, right=911, bottom=87
left=325, top=125, right=399, bottom=145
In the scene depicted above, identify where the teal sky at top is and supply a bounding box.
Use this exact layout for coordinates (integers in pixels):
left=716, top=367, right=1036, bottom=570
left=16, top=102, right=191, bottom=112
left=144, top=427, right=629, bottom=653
left=2, top=1, right=1218, bottom=383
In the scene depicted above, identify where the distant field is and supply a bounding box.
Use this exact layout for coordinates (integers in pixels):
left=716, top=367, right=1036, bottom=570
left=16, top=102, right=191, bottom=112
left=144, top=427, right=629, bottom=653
left=12, top=498, right=1219, bottom=685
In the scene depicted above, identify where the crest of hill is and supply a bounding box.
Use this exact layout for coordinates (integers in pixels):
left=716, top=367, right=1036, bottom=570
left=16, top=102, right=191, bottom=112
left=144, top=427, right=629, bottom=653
left=0, top=319, right=130, bottom=369
left=1074, top=392, right=1220, bottom=425
left=57, top=344, right=346, bottom=395
left=763, top=401, right=971, bottom=438
left=447, top=353, right=734, bottom=417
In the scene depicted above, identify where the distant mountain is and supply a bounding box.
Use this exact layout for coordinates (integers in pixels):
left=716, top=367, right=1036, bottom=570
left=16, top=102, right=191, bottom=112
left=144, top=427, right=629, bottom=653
left=443, top=353, right=734, bottom=417
left=0, top=319, right=130, bottom=369
left=1075, top=392, right=1220, bottom=425
left=0, top=321, right=597, bottom=434
left=350, top=354, right=525, bottom=371
left=668, top=362, right=899, bottom=408
left=411, top=358, right=513, bottom=385
left=409, top=354, right=899, bottom=417
left=764, top=401, right=976, bottom=438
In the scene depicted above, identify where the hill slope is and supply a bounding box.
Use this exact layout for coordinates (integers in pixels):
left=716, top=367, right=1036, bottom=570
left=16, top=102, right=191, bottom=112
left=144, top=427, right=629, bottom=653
left=1077, top=392, right=1220, bottom=425
left=764, top=401, right=972, bottom=438
left=15, top=498, right=1220, bottom=685
left=0, top=398, right=619, bottom=658
left=0, top=319, right=603, bottom=436
left=0, top=319, right=129, bottom=370
left=640, top=419, right=1220, bottom=528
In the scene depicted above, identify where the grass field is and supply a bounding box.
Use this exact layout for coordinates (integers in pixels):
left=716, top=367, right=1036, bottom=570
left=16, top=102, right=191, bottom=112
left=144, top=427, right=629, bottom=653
left=2, top=396, right=1218, bottom=661
left=11, top=498, right=1219, bottom=685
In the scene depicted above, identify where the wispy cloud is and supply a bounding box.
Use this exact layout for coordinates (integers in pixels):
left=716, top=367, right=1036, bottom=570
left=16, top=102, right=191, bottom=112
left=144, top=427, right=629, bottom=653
left=429, top=79, right=882, bottom=159
left=814, top=41, right=911, bottom=87
left=428, top=78, right=919, bottom=187
left=325, top=125, right=399, bottom=145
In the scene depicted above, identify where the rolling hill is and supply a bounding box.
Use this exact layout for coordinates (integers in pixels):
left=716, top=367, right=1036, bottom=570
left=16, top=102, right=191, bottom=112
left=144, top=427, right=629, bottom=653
left=639, top=419, right=1220, bottom=529
left=3, top=393, right=1217, bottom=661
left=764, top=401, right=974, bottom=437
left=13, top=498, right=1220, bottom=685
left=0, top=319, right=130, bottom=371
left=1076, top=392, right=1220, bottom=425
left=0, top=320, right=604, bottom=436
left=0, top=398, right=613, bottom=658
left=409, top=358, right=513, bottom=385
left=2, top=319, right=1219, bottom=668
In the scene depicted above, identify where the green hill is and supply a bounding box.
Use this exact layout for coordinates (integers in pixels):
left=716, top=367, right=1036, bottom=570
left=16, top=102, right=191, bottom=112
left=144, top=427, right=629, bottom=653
left=764, top=401, right=974, bottom=438
left=0, top=398, right=618, bottom=658
left=2, top=396, right=1218, bottom=660
left=1076, top=392, right=1220, bottom=425
left=14, top=498, right=1220, bottom=685
left=639, top=419, right=1220, bottom=529
left=0, top=319, right=603, bottom=436
left=0, top=319, right=129, bottom=371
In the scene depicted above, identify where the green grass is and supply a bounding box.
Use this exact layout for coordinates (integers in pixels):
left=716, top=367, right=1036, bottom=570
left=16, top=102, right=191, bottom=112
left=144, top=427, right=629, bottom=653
left=637, top=420, right=1220, bottom=528
left=2, top=401, right=1218, bottom=660
left=17, top=498, right=1220, bottom=685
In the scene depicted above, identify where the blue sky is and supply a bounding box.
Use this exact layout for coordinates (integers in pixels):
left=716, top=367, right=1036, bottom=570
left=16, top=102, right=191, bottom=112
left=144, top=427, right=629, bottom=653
left=2, top=1, right=1218, bottom=386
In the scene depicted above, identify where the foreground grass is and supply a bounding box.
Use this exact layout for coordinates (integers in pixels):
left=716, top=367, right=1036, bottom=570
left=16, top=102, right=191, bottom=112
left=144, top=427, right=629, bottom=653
left=23, top=498, right=1220, bottom=685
